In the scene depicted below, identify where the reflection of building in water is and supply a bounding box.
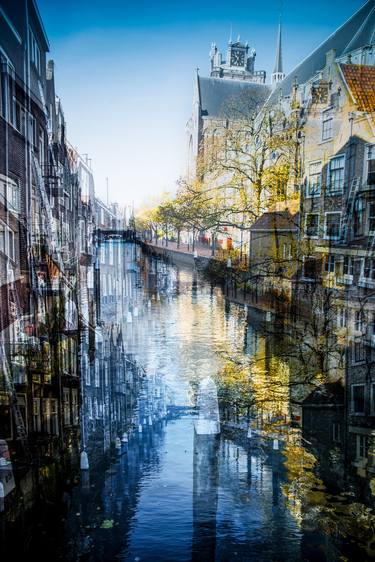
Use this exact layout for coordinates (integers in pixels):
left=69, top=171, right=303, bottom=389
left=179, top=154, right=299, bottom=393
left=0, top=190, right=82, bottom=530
left=137, top=370, right=167, bottom=428
left=192, top=432, right=219, bottom=562
left=195, top=377, right=220, bottom=435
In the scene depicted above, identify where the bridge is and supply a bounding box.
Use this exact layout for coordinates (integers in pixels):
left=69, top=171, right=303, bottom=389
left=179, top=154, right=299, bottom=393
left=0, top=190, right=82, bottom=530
left=95, top=229, right=139, bottom=243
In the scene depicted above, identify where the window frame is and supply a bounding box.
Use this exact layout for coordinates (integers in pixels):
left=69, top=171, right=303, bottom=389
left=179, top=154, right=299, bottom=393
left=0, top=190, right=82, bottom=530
left=305, top=212, right=320, bottom=238
left=343, top=255, right=354, bottom=276
left=322, top=109, right=333, bottom=141
left=351, top=383, right=366, bottom=414
left=356, top=434, right=369, bottom=461
left=327, top=154, right=345, bottom=194
left=324, top=254, right=336, bottom=273
left=365, top=144, right=375, bottom=186
left=362, top=257, right=375, bottom=281
left=324, top=211, right=341, bottom=240
left=332, top=422, right=341, bottom=443
left=306, top=160, right=322, bottom=197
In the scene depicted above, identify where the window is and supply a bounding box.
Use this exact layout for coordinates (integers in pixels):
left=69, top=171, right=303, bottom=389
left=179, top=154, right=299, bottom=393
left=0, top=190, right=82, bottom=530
left=29, top=29, right=41, bottom=73
left=307, top=161, right=322, bottom=196
left=363, top=258, right=375, bottom=280
left=354, top=310, right=365, bottom=332
left=42, top=398, right=51, bottom=433
left=33, top=398, right=41, bottom=432
left=366, top=145, right=375, bottom=186
left=352, top=341, right=366, bottom=364
left=14, top=100, right=26, bottom=135
left=322, top=110, right=333, bottom=141
left=87, top=396, right=93, bottom=420
left=343, top=256, right=354, bottom=276
left=100, top=245, right=106, bottom=264
left=324, top=212, right=341, bottom=239
left=353, top=198, right=364, bottom=237
left=351, top=384, right=365, bottom=413
left=337, top=307, right=347, bottom=328
left=324, top=254, right=335, bottom=273
left=71, top=389, right=79, bottom=425
left=51, top=399, right=59, bottom=434
left=0, top=221, right=16, bottom=260
left=0, top=223, right=5, bottom=253
left=369, top=202, right=375, bottom=233
left=282, top=243, right=292, bottom=260
left=332, top=422, right=341, bottom=443
left=356, top=434, right=369, bottom=460
left=38, top=130, right=45, bottom=168
left=63, top=387, right=70, bottom=425
left=94, top=359, right=100, bottom=387
left=8, top=229, right=14, bottom=260
left=370, top=313, right=375, bottom=336
left=328, top=155, right=345, bottom=193
left=305, top=213, right=319, bottom=237
left=28, top=114, right=37, bottom=146
left=371, top=383, right=375, bottom=414
left=303, top=257, right=318, bottom=280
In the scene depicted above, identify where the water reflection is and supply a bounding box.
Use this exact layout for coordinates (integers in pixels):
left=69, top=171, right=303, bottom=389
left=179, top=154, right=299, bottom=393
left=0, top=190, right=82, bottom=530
left=56, top=245, right=375, bottom=559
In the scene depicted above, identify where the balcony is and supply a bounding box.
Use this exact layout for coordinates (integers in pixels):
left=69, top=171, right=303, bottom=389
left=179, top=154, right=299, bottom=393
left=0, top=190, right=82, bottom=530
left=336, top=274, right=354, bottom=286
left=358, top=278, right=375, bottom=289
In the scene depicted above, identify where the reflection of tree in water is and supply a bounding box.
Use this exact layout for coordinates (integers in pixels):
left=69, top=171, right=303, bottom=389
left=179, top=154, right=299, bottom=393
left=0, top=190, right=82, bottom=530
left=282, top=433, right=375, bottom=559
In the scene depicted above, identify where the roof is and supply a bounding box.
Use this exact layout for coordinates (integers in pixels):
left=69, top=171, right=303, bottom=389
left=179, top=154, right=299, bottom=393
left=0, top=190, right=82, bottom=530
left=250, top=210, right=299, bottom=232
left=268, top=0, right=375, bottom=104
left=303, top=382, right=344, bottom=406
left=340, top=63, right=375, bottom=112
left=198, top=76, right=271, bottom=118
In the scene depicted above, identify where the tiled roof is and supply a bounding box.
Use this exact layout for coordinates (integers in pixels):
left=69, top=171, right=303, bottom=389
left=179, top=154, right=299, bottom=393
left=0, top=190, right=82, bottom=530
left=198, top=76, right=271, bottom=118
left=268, top=0, right=375, bottom=104
left=340, top=63, right=375, bottom=112
left=249, top=210, right=299, bottom=231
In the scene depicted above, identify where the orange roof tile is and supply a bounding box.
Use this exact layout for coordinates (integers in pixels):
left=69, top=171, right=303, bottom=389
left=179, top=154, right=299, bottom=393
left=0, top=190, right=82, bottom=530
left=340, top=63, right=375, bottom=113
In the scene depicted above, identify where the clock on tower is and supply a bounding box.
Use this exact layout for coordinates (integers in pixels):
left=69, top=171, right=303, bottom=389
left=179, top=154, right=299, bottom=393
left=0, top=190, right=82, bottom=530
left=230, top=49, right=245, bottom=67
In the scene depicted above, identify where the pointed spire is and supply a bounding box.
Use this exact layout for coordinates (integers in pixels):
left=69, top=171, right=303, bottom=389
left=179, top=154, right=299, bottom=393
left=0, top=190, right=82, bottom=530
left=274, top=18, right=283, bottom=74
left=272, top=16, right=285, bottom=85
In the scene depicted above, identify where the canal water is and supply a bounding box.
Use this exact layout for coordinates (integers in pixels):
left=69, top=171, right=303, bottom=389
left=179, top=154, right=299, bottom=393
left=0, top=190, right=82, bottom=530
left=39, top=245, right=372, bottom=560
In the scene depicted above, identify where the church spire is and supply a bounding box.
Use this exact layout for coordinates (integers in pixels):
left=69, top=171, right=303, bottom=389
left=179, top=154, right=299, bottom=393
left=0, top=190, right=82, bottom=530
left=272, top=17, right=285, bottom=85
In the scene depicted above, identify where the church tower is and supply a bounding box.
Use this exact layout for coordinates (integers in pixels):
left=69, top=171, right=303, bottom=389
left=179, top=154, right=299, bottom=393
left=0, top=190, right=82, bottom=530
left=209, top=36, right=266, bottom=84
left=272, top=19, right=285, bottom=85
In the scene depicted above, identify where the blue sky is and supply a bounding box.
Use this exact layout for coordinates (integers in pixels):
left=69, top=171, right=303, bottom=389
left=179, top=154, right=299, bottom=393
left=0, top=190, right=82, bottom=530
left=38, top=0, right=365, bottom=207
